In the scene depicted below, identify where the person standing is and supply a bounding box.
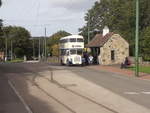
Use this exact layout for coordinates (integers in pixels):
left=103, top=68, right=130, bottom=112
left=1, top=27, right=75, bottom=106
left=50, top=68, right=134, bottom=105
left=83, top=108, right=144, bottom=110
left=88, top=54, right=93, bottom=64
left=83, top=52, right=89, bottom=65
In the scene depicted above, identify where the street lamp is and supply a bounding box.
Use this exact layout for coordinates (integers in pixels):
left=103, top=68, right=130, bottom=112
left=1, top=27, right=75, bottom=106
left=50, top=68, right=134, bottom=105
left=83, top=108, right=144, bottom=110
left=2, top=27, right=8, bottom=61
left=45, top=27, right=47, bottom=60
left=10, top=40, right=13, bottom=60
left=38, top=37, right=41, bottom=60
left=32, top=39, right=35, bottom=59
left=9, top=34, right=15, bottom=61
left=88, top=13, right=90, bottom=44
left=135, top=0, right=139, bottom=77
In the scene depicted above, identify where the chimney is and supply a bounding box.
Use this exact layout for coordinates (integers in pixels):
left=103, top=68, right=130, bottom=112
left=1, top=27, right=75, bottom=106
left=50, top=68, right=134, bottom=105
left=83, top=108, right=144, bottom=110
left=103, top=26, right=109, bottom=36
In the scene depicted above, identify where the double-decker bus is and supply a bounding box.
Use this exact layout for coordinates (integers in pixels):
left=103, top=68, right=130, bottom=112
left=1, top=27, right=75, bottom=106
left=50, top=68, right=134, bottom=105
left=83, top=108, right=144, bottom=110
left=59, top=35, right=84, bottom=65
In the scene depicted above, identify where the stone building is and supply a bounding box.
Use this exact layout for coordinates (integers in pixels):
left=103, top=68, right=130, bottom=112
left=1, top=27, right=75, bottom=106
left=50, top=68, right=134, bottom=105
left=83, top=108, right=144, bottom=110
left=86, top=27, right=129, bottom=65
left=0, top=52, right=4, bottom=61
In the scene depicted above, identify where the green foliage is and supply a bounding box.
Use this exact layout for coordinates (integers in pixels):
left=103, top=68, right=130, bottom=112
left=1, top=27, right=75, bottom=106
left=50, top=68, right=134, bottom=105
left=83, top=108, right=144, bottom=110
left=31, top=38, right=41, bottom=57
left=6, top=58, right=24, bottom=63
left=128, top=65, right=150, bottom=74
left=48, top=30, right=71, bottom=46
left=0, top=0, right=1, bottom=7
left=2, top=26, right=32, bottom=58
left=51, top=44, right=59, bottom=56
left=0, top=0, right=2, bottom=37
left=79, top=0, right=135, bottom=44
left=0, top=20, right=3, bottom=41
left=47, top=30, right=71, bottom=56
left=140, top=26, right=150, bottom=61
left=79, top=0, right=150, bottom=60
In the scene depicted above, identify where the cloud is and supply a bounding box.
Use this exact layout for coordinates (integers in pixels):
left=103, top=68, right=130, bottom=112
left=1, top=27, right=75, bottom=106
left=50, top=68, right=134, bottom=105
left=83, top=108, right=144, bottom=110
left=0, top=0, right=97, bottom=36
left=48, top=0, right=97, bottom=12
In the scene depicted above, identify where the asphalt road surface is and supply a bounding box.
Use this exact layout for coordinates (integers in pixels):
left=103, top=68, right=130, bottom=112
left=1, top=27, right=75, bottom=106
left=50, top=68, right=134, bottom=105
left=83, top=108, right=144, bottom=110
left=63, top=65, right=150, bottom=109
left=0, top=62, right=150, bottom=113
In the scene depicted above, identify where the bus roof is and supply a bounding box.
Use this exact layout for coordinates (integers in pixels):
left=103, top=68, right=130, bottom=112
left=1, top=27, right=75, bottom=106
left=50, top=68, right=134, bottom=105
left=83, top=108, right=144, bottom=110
left=60, top=35, right=83, bottom=40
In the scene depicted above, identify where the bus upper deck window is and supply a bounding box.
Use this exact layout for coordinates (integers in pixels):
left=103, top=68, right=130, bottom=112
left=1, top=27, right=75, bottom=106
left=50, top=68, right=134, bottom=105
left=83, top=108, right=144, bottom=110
left=69, top=38, right=76, bottom=42
left=77, top=38, right=84, bottom=42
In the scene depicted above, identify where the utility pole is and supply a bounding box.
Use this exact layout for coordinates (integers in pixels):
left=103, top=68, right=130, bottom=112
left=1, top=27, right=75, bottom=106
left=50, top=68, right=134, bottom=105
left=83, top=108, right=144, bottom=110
left=45, top=27, right=47, bottom=60
left=5, top=33, right=8, bottom=61
left=33, top=39, right=35, bottom=59
left=42, top=37, right=45, bottom=58
left=11, top=40, right=13, bottom=61
left=2, top=28, right=8, bottom=62
left=38, top=37, right=41, bottom=60
left=88, top=13, right=90, bottom=44
left=135, top=0, right=139, bottom=77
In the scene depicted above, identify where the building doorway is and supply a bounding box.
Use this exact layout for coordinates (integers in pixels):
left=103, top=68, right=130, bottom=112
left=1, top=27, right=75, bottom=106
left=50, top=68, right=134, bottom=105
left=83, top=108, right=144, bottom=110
left=90, top=47, right=100, bottom=64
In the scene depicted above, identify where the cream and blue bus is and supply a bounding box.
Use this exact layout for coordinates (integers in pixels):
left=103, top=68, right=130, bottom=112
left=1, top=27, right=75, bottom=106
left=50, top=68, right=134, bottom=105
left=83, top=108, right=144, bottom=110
left=59, top=35, right=84, bottom=65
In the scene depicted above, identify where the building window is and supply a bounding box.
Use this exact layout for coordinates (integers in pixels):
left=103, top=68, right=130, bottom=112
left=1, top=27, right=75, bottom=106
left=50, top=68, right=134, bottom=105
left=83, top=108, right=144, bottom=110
left=111, top=50, right=115, bottom=61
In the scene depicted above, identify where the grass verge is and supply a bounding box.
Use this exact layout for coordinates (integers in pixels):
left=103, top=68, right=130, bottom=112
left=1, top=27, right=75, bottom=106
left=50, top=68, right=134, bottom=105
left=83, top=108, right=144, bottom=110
left=128, top=65, right=150, bottom=74
left=7, top=58, right=24, bottom=63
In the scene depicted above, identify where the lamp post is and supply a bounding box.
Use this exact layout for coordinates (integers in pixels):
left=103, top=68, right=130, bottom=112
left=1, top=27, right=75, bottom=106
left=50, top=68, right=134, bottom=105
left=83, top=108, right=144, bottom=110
left=3, top=29, right=8, bottom=62
left=32, top=39, right=35, bottom=59
left=88, top=13, right=90, bottom=44
left=38, top=37, right=41, bottom=60
left=45, top=27, right=47, bottom=60
left=135, top=0, right=139, bottom=77
left=1, top=27, right=8, bottom=61
left=11, top=40, right=13, bottom=61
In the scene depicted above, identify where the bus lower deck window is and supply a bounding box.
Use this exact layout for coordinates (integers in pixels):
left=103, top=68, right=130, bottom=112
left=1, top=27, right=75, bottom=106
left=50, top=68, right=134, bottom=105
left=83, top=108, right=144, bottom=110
left=70, top=49, right=76, bottom=55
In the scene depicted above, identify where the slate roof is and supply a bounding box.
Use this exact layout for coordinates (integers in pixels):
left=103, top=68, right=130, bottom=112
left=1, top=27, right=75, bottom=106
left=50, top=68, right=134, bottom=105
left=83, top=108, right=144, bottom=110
left=86, top=32, right=114, bottom=48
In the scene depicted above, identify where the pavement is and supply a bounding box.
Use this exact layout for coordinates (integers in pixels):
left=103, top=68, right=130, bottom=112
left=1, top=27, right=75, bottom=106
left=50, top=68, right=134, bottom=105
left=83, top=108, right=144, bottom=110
left=0, top=63, right=150, bottom=113
left=88, top=65, right=150, bottom=80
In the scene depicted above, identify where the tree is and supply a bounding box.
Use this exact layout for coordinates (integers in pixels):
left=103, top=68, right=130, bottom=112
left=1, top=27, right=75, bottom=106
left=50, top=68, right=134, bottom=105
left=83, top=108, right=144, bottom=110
left=140, top=26, right=150, bottom=61
left=79, top=0, right=121, bottom=44
left=0, top=20, right=4, bottom=51
left=47, top=30, right=71, bottom=56
left=3, top=26, right=32, bottom=58
left=0, top=0, right=3, bottom=38
left=79, top=0, right=150, bottom=60
left=51, top=44, right=59, bottom=56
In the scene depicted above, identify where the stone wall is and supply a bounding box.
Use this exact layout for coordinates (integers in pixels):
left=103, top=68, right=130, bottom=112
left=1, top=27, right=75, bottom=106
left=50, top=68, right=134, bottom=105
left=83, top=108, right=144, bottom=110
left=98, top=34, right=129, bottom=65
left=0, top=52, right=4, bottom=60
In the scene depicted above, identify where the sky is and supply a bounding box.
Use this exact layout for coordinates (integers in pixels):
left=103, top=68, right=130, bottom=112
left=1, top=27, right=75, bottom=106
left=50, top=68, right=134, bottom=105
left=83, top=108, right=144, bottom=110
left=0, top=0, right=97, bottom=37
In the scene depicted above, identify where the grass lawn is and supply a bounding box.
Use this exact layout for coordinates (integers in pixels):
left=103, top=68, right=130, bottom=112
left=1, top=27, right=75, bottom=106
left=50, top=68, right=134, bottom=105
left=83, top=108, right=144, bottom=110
left=128, top=65, right=150, bottom=74
left=7, top=58, right=24, bottom=63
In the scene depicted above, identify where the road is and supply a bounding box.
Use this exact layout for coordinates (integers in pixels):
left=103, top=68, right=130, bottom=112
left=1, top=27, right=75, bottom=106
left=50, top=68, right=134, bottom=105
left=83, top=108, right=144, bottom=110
left=0, top=62, right=150, bottom=113
left=65, top=65, right=150, bottom=109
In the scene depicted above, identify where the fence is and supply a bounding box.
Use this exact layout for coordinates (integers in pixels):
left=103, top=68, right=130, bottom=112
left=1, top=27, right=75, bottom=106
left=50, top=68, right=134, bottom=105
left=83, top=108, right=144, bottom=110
left=129, top=57, right=150, bottom=66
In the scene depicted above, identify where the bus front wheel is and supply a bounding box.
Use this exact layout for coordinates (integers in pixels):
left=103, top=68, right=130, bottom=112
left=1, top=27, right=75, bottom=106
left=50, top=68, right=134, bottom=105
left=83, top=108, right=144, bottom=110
left=66, top=59, right=70, bottom=66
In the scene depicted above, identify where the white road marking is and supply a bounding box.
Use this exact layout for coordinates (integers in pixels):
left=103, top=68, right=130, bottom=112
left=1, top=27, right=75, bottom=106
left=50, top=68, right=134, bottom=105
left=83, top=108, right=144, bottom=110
left=141, top=92, right=150, bottom=95
left=124, top=91, right=150, bottom=95
left=124, top=92, right=139, bottom=95
left=8, top=80, right=33, bottom=113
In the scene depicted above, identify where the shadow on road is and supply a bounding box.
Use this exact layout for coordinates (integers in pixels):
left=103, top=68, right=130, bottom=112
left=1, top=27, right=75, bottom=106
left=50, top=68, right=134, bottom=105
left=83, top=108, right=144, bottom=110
left=0, top=62, right=58, bottom=113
